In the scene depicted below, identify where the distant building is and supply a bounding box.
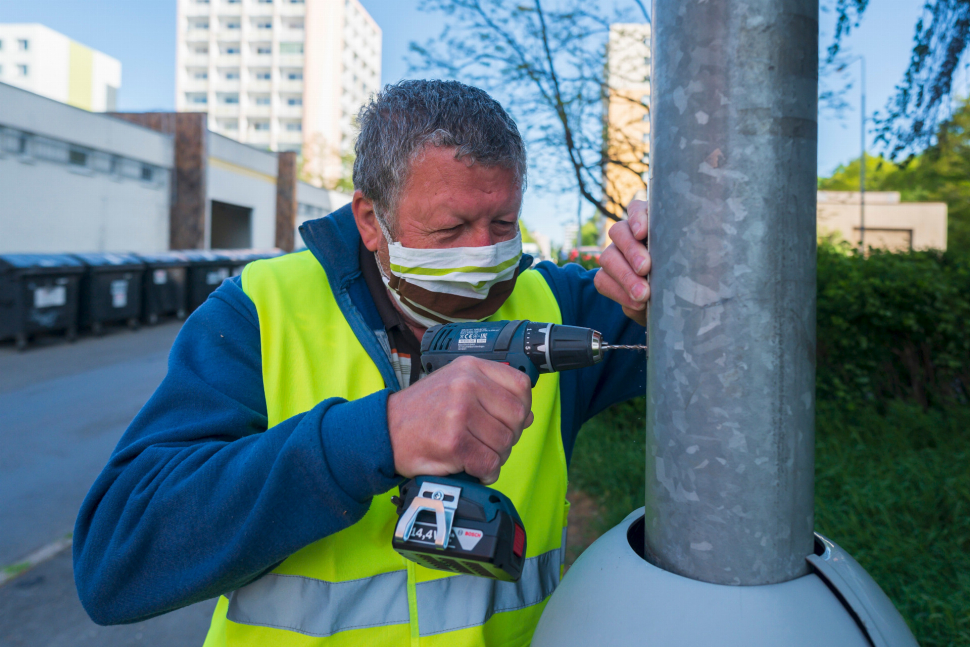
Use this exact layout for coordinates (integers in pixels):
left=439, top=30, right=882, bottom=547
left=602, top=23, right=651, bottom=242
left=0, top=82, right=170, bottom=254
left=0, top=81, right=349, bottom=255
left=0, top=24, right=121, bottom=112
left=817, top=191, right=947, bottom=252
left=562, top=223, right=579, bottom=256
left=175, top=0, right=381, bottom=186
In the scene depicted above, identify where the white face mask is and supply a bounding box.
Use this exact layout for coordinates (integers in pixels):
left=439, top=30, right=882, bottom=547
left=377, top=227, right=524, bottom=329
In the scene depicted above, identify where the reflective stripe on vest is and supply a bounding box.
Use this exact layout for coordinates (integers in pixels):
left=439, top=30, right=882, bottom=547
left=225, top=548, right=561, bottom=638
left=205, top=250, right=568, bottom=646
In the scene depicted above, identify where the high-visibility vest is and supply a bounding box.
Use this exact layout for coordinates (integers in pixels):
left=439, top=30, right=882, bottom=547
left=202, top=250, right=569, bottom=647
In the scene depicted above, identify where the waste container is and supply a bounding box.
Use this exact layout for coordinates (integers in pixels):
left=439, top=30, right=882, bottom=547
left=138, top=251, right=189, bottom=324
left=0, top=253, right=85, bottom=350
left=181, top=250, right=235, bottom=313
left=215, top=248, right=285, bottom=277
left=72, top=253, right=146, bottom=335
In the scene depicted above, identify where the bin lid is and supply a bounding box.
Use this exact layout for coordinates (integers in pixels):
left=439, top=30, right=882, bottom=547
left=72, top=252, right=145, bottom=269
left=178, top=249, right=234, bottom=264
left=211, top=248, right=285, bottom=263
left=138, top=251, right=190, bottom=266
left=0, top=253, right=85, bottom=272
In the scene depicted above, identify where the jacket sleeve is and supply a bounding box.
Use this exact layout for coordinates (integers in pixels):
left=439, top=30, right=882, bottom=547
left=535, top=262, right=647, bottom=462
left=73, top=277, right=400, bottom=625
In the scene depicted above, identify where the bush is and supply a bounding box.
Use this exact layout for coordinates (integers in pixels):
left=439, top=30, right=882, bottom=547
left=571, top=399, right=970, bottom=647
left=817, top=243, right=970, bottom=408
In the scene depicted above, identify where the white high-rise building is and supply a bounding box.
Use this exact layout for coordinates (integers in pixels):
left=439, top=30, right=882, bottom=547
left=175, top=0, right=381, bottom=185
left=0, top=24, right=121, bottom=112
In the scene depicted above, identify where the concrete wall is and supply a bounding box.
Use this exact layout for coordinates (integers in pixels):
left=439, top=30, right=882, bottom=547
left=294, top=183, right=350, bottom=250
left=0, top=82, right=173, bottom=254
left=207, top=132, right=279, bottom=249
left=817, top=191, right=948, bottom=251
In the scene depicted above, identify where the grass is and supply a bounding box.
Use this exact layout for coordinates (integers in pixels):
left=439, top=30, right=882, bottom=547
left=570, top=397, right=970, bottom=647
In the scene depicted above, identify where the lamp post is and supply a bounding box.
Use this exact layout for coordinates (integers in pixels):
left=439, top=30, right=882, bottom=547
left=839, top=55, right=867, bottom=252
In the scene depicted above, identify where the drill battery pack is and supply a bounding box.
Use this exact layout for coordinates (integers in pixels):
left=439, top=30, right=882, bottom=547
left=392, top=475, right=527, bottom=582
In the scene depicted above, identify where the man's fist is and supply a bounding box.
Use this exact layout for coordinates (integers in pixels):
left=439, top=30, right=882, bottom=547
left=386, top=356, right=534, bottom=485
left=594, top=200, right=651, bottom=325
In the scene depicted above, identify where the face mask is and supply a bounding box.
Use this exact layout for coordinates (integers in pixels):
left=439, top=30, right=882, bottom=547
left=377, top=230, right=523, bottom=329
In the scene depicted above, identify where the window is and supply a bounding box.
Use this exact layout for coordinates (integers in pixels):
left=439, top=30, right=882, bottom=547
left=289, top=0, right=305, bottom=3
left=194, top=46, right=209, bottom=55
left=280, top=42, right=304, bottom=54
left=286, top=122, right=302, bottom=131
left=286, top=71, right=303, bottom=81
left=256, top=45, right=271, bottom=55
left=192, top=20, right=209, bottom=29
left=223, top=94, right=239, bottom=104
left=256, top=20, right=272, bottom=29
left=255, top=71, right=271, bottom=80
left=226, top=70, right=240, bottom=80
left=196, top=0, right=210, bottom=3
left=258, top=0, right=273, bottom=3
left=226, top=21, right=241, bottom=29
left=194, top=71, right=208, bottom=80
left=0, top=39, right=4, bottom=50
left=253, top=121, right=270, bottom=131
left=286, top=96, right=302, bottom=106
left=18, top=39, right=29, bottom=51
left=0, top=65, right=3, bottom=77
left=18, top=64, right=28, bottom=77
left=141, top=165, right=154, bottom=182
left=254, top=95, right=271, bottom=105
left=224, top=46, right=240, bottom=55
left=187, top=93, right=208, bottom=104
left=69, top=148, right=88, bottom=167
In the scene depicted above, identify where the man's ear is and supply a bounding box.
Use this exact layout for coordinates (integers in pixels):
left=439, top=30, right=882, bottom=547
left=352, top=190, right=384, bottom=252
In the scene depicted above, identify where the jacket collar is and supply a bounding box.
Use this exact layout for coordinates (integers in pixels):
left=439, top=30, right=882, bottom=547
left=299, top=203, right=363, bottom=290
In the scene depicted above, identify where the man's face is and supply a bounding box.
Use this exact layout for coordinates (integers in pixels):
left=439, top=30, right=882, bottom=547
left=355, top=146, right=522, bottom=262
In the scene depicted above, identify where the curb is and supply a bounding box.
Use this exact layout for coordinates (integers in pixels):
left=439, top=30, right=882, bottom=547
left=0, top=535, right=73, bottom=586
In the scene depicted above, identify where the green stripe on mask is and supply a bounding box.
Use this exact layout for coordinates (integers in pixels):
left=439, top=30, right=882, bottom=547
left=389, top=254, right=521, bottom=278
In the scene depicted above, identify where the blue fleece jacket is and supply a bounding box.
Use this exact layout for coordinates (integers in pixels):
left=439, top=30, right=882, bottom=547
left=73, top=205, right=646, bottom=625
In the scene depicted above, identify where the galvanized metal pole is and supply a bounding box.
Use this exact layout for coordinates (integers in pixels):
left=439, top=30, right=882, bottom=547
left=646, top=0, right=819, bottom=585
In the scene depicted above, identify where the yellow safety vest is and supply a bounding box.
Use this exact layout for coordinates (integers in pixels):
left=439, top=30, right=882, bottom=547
left=202, top=250, right=569, bottom=647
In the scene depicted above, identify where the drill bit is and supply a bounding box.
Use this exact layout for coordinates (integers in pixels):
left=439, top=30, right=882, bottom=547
left=602, top=344, right=649, bottom=351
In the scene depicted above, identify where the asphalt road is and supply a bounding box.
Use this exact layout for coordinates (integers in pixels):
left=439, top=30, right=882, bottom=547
left=0, top=322, right=217, bottom=646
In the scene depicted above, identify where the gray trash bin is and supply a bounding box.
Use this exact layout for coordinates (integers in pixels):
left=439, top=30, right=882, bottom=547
left=180, top=250, right=235, bottom=313
left=138, top=252, right=189, bottom=324
left=0, top=253, right=85, bottom=350
left=72, top=253, right=146, bottom=335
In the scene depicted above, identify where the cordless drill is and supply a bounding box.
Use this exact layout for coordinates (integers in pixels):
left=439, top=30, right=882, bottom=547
left=392, top=320, right=646, bottom=581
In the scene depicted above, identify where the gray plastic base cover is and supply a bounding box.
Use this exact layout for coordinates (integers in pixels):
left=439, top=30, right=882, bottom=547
left=532, top=509, right=918, bottom=647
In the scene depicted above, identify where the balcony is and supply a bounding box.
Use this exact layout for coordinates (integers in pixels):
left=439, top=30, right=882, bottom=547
left=244, top=105, right=272, bottom=117
left=184, top=29, right=211, bottom=42
left=181, top=78, right=211, bottom=92
left=278, top=53, right=304, bottom=67
left=278, top=2, right=306, bottom=17
left=278, top=80, right=303, bottom=94
left=278, top=104, right=303, bottom=119
left=212, top=104, right=240, bottom=117
left=247, top=79, right=272, bottom=92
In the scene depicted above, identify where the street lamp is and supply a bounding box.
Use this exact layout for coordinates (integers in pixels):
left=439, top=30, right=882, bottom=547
left=838, top=55, right=867, bottom=252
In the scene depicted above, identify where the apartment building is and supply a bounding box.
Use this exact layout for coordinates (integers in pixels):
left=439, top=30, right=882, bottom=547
left=817, top=191, right=948, bottom=252
left=175, top=0, right=381, bottom=185
left=602, top=23, right=651, bottom=240
left=0, top=24, right=121, bottom=112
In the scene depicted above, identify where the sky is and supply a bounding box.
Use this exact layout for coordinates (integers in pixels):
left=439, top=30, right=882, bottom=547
left=0, top=0, right=950, bottom=244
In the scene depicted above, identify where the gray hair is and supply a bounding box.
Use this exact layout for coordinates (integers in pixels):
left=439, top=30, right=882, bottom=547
left=353, top=79, right=527, bottom=233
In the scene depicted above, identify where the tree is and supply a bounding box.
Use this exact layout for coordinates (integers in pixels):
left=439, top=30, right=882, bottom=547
left=827, top=0, right=970, bottom=158
left=819, top=98, right=970, bottom=251
left=409, top=0, right=650, bottom=222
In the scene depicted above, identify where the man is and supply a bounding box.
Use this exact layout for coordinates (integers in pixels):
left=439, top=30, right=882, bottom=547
left=74, top=80, right=651, bottom=646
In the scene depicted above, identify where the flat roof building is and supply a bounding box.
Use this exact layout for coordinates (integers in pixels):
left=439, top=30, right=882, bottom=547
left=817, top=191, right=948, bottom=252
left=0, top=24, right=121, bottom=112
left=0, top=82, right=171, bottom=254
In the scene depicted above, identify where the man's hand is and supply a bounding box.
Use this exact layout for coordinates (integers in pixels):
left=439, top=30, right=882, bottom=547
left=594, top=200, right=651, bottom=326
left=386, top=356, right=534, bottom=485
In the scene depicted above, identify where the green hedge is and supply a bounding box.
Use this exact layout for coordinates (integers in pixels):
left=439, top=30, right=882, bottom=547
left=817, top=243, right=970, bottom=408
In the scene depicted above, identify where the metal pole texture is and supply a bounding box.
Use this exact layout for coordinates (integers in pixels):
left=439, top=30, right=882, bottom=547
left=646, top=0, right=819, bottom=585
